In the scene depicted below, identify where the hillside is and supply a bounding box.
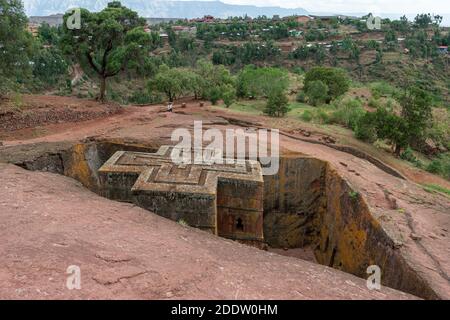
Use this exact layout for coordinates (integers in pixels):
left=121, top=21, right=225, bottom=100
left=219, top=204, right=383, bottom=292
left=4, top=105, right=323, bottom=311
left=1, top=0, right=449, bottom=302
left=23, top=0, right=308, bottom=18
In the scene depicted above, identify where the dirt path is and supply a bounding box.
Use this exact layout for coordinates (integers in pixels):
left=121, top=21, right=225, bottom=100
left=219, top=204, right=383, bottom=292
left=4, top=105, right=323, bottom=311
left=4, top=100, right=448, bottom=189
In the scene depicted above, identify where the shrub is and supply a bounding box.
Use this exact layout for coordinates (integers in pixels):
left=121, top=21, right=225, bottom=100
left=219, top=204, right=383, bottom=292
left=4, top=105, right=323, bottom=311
left=237, top=65, right=289, bottom=99
left=349, top=191, right=360, bottom=200
left=428, top=108, right=450, bottom=150
left=208, top=86, right=222, bottom=105
left=300, top=110, right=313, bottom=122
left=292, top=66, right=304, bottom=75
left=400, top=147, right=416, bottom=162
left=370, top=81, right=399, bottom=98
left=108, top=90, right=124, bottom=104
left=296, top=91, right=307, bottom=103
left=178, top=219, right=190, bottom=227
left=32, top=47, right=68, bottom=87
left=354, top=88, right=431, bottom=156
left=264, top=89, right=290, bottom=117
left=329, top=98, right=365, bottom=130
left=315, top=108, right=330, bottom=124
left=385, top=98, right=395, bottom=112
left=400, top=148, right=423, bottom=168
left=355, top=112, right=377, bottom=142
left=129, top=90, right=162, bottom=104
left=11, top=93, right=24, bottom=110
left=222, top=84, right=237, bottom=108
left=400, top=86, right=432, bottom=146
left=305, top=80, right=328, bottom=106
left=368, top=98, right=381, bottom=109
left=304, top=67, right=350, bottom=103
left=0, top=77, right=17, bottom=100
left=374, top=108, right=410, bottom=156
left=426, top=153, right=450, bottom=180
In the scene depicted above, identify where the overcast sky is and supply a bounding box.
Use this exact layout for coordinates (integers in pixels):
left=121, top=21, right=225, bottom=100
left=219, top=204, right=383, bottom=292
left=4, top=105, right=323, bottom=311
left=208, top=0, right=450, bottom=14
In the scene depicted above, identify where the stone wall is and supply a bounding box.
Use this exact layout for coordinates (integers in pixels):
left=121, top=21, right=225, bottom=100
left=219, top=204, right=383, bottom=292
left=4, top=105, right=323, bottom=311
left=217, top=178, right=264, bottom=241
left=316, top=165, right=438, bottom=299
left=134, top=190, right=218, bottom=233
left=263, top=155, right=439, bottom=299
left=97, top=147, right=265, bottom=241
left=0, top=141, right=440, bottom=299
left=263, top=156, right=326, bottom=248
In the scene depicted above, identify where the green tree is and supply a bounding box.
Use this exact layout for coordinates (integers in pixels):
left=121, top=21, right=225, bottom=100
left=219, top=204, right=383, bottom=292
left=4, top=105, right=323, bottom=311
left=184, top=70, right=205, bottom=100
left=391, top=15, right=409, bottom=32
left=208, top=86, right=222, bottom=105
left=0, top=0, right=35, bottom=97
left=414, top=14, right=433, bottom=28
left=400, top=87, right=432, bottom=145
left=237, top=65, right=288, bottom=99
left=305, top=80, right=328, bottom=106
left=264, top=88, right=290, bottom=117
left=296, top=91, right=307, bottom=103
left=212, top=49, right=234, bottom=65
left=374, top=108, right=409, bottom=156
left=32, top=47, right=68, bottom=86
left=384, top=29, right=398, bottom=51
left=304, top=67, right=350, bottom=103
left=356, top=88, right=433, bottom=156
left=37, top=22, right=60, bottom=46
left=384, top=30, right=397, bottom=43
left=222, top=84, right=237, bottom=107
left=195, top=59, right=235, bottom=102
left=61, top=2, right=150, bottom=101
left=355, top=112, right=377, bottom=142
left=148, top=64, right=184, bottom=101
left=174, top=33, right=195, bottom=52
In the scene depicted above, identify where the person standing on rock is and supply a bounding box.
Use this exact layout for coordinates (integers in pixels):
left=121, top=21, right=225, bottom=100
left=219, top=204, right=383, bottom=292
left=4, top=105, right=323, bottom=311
left=167, top=101, right=173, bottom=113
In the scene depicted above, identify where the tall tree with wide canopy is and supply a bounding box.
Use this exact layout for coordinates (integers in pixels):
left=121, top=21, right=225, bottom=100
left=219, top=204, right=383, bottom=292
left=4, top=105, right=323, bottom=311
left=61, top=1, right=151, bottom=101
left=304, top=67, right=350, bottom=103
left=0, top=0, right=34, bottom=97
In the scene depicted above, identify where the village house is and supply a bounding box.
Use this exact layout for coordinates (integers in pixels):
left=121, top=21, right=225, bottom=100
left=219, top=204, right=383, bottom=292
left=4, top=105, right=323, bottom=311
left=172, top=25, right=197, bottom=35
left=278, top=42, right=296, bottom=53
left=159, top=32, right=169, bottom=45
left=310, top=14, right=358, bottom=22
left=191, top=15, right=215, bottom=23
left=437, top=46, right=449, bottom=54
left=288, top=30, right=303, bottom=38
left=294, top=15, right=313, bottom=24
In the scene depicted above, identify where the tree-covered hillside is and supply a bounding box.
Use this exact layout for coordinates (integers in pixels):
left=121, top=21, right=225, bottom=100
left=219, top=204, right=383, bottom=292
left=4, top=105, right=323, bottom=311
left=1, top=1, right=449, bottom=181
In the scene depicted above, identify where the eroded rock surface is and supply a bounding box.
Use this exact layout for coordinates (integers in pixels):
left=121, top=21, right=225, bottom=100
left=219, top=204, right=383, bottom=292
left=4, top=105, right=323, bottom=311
left=0, top=163, right=415, bottom=300
left=0, top=102, right=448, bottom=300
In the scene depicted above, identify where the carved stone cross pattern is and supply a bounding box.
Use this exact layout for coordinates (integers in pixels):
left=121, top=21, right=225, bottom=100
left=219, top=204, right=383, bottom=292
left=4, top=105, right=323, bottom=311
left=99, top=146, right=264, bottom=242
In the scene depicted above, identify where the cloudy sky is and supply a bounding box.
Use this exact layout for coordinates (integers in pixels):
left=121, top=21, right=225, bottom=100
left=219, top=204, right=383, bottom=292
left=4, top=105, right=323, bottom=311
left=210, top=0, right=449, bottom=13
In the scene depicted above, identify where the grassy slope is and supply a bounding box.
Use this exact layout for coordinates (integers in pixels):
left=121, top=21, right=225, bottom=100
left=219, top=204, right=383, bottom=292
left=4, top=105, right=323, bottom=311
left=212, top=82, right=450, bottom=191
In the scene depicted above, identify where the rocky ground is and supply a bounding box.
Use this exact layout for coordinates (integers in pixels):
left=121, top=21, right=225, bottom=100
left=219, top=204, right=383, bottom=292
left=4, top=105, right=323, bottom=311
left=0, top=96, right=448, bottom=300
left=0, top=95, right=121, bottom=133
left=0, top=163, right=415, bottom=299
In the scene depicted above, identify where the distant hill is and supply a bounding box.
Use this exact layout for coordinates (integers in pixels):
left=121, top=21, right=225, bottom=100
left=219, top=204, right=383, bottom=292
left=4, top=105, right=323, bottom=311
left=28, top=14, right=181, bottom=27
left=22, top=0, right=308, bottom=18
left=311, top=12, right=450, bottom=27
